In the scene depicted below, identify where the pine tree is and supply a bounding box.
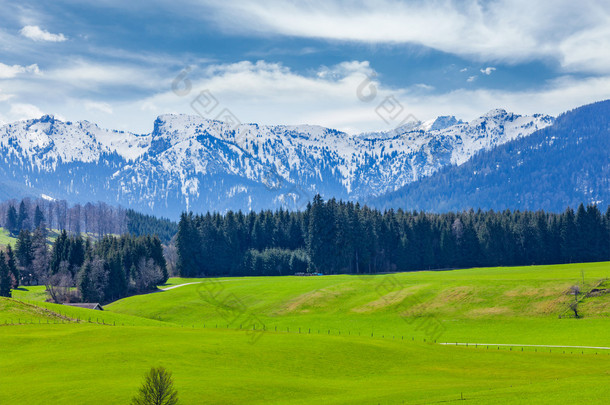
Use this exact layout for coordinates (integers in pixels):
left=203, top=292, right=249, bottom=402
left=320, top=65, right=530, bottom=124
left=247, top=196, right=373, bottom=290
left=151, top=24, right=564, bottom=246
left=0, top=253, right=12, bottom=297
left=34, top=205, right=45, bottom=229
left=5, top=205, right=18, bottom=235
left=31, top=228, right=51, bottom=283
left=5, top=245, right=19, bottom=289
left=560, top=208, right=578, bottom=263
left=17, top=201, right=28, bottom=231
left=15, top=230, right=33, bottom=270
left=0, top=252, right=12, bottom=297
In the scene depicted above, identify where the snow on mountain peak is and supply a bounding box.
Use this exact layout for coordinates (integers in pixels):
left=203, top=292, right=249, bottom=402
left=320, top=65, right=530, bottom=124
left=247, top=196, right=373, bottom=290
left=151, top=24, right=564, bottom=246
left=482, top=108, right=509, bottom=119
left=428, top=116, right=461, bottom=131
left=0, top=108, right=555, bottom=215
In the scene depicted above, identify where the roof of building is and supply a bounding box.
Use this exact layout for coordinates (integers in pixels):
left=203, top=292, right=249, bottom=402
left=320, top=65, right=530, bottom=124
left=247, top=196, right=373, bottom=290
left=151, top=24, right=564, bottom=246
left=63, top=303, right=104, bottom=310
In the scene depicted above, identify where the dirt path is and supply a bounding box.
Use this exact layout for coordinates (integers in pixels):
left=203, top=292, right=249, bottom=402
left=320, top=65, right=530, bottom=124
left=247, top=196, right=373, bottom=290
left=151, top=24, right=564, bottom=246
left=160, top=282, right=202, bottom=291
left=440, top=342, right=610, bottom=350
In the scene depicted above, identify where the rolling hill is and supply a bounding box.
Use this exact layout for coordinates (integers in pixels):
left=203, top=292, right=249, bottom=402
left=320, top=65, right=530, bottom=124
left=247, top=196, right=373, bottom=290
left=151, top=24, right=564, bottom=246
left=3, top=261, right=610, bottom=404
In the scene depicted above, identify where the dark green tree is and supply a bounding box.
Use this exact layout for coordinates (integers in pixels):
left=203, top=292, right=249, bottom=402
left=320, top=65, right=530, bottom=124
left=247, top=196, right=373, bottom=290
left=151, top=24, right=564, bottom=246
left=5, top=205, right=18, bottom=235
left=17, top=201, right=28, bottom=231
left=0, top=252, right=12, bottom=297
left=34, top=205, right=45, bottom=229
left=5, top=245, right=19, bottom=288
left=15, top=230, right=33, bottom=270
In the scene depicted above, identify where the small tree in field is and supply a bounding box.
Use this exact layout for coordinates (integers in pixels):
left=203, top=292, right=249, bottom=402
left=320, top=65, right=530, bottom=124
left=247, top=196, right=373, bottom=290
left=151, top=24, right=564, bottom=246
left=131, top=367, right=179, bottom=405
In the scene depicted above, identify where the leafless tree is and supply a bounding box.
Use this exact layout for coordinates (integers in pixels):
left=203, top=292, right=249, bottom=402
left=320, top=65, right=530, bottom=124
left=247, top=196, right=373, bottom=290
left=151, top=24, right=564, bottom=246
left=45, top=271, right=75, bottom=304
left=131, top=367, right=179, bottom=405
left=163, top=244, right=178, bottom=277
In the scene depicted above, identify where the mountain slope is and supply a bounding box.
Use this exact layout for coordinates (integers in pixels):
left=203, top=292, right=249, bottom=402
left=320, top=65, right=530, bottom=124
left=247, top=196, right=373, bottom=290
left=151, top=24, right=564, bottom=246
left=0, top=110, right=553, bottom=216
left=371, top=100, right=610, bottom=212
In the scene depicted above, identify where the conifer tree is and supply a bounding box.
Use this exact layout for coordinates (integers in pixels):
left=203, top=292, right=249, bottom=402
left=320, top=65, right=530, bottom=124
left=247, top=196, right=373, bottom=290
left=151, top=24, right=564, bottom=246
left=5, top=205, right=18, bottom=235
left=0, top=252, right=12, bottom=297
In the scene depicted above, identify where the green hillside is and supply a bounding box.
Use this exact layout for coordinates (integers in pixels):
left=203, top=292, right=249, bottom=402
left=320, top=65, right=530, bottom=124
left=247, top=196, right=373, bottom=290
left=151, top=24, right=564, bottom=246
left=2, top=262, right=610, bottom=404
left=0, top=227, right=16, bottom=246
left=107, top=262, right=610, bottom=345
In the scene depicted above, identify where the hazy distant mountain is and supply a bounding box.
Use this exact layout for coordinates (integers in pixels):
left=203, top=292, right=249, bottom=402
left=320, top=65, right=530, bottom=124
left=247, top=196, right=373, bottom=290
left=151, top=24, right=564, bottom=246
left=0, top=109, right=553, bottom=217
left=370, top=100, right=610, bottom=212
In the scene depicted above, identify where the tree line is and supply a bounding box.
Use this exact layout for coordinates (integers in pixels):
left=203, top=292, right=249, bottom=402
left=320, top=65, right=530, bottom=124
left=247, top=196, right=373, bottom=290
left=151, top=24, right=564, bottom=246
left=0, top=227, right=167, bottom=302
left=177, top=195, right=610, bottom=277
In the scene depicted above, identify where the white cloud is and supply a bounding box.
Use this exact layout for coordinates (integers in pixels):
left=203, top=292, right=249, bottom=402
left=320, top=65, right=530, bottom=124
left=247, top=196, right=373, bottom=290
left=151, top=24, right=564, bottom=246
left=460, top=68, right=468, bottom=72
left=20, top=25, right=67, bottom=42
left=203, top=0, right=610, bottom=72
left=122, top=59, right=610, bottom=135
left=480, top=67, right=496, bottom=75
left=414, top=83, right=435, bottom=91
left=85, top=101, right=113, bottom=114
left=9, top=103, right=44, bottom=120
left=467, top=76, right=477, bottom=82
left=0, top=88, right=14, bottom=102
left=1, top=58, right=609, bottom=136
left=0, top=62, right=40, bottom=79
left=45, top=60, right=164, bottom=91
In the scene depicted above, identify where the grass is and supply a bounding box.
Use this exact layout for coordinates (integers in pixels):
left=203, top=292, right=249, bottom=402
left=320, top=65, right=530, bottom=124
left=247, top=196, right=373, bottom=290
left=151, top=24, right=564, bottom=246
left=11, top=285, right=48, bottom=302
left=0, top=227, right=85, bottom=248
left=3, top=324, right=610, bottom=404
left=106, top=262, right=610, bottom=345
left=2, top=261, right=610, bottom=404
left=0, top=227, right=17, bottom=246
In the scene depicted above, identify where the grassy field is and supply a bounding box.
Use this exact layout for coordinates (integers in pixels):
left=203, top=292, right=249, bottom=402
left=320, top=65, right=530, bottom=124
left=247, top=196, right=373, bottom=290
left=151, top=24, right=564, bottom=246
left=0, top=227, right=16, bottom=246
left=0, top=226, right=65, bottom=248
left=2, top=261, right=610, bottom=404
left=107, top=262, right=610, bottom=345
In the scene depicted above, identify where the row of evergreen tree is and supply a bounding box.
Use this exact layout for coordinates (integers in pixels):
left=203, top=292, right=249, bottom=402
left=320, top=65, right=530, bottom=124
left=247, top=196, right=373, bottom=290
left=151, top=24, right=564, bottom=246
left=0, top=228, right=167, bottom=302
left=177, top=196, right=610, bottom=277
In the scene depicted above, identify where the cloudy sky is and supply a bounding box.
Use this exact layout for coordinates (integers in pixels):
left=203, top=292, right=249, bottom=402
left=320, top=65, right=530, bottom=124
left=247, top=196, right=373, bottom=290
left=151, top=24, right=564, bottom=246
left=1, top=0, right=610, bottom=134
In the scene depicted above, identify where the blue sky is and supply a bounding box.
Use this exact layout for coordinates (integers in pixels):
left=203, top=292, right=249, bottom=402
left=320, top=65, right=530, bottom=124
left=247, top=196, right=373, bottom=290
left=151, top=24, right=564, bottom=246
left=1, top=0, right=609, bottom=134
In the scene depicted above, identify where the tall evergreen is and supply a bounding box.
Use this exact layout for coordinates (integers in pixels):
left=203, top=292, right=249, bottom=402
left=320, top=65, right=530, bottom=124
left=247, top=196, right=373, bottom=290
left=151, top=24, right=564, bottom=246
left=17, top=201, right=29, bottom=231
left=5, top=245, right=19, bottom=288
left=0, top=252, right=12, bottom=297
left=34, top=205, right=45, bottom=229
left=15, top=230, right=33, bottom=270
left=5, top=205, right=18, bottom=235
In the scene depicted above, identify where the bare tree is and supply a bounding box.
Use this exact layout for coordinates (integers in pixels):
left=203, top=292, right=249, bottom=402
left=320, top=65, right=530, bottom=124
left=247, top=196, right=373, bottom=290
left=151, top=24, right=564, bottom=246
left=56, top=200, right=68, bottom=230
left=163, top=244, right=178, bottom=277
left=45, top=271, right=75, bottom=304
left=132, top=258, right=162, bottom=292
left=131, top=367, right=179, bottom=405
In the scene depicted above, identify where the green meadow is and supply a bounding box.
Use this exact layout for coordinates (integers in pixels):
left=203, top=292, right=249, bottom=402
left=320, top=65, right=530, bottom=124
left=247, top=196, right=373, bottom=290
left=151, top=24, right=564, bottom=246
left=2, top=262, right=610, bottom=404
left=0, top=226, right=65, bottom=248
left=0, top=227, right=16, bottom=246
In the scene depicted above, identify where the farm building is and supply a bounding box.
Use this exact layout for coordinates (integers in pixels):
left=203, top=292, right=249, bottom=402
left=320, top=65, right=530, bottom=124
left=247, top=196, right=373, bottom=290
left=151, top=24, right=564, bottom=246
left=63, top=303, right=104, bottom=311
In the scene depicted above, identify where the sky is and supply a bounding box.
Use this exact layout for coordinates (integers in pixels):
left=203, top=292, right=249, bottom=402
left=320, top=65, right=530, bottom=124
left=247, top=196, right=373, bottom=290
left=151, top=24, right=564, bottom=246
left=1, top=0, right=610, bottom=134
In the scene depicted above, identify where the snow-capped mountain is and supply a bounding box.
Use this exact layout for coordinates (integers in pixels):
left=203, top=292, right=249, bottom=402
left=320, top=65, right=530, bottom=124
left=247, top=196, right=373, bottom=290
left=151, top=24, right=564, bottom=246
left=0, top=110, right=553, bottom=217
left=370, top=100, right=610, bottom=212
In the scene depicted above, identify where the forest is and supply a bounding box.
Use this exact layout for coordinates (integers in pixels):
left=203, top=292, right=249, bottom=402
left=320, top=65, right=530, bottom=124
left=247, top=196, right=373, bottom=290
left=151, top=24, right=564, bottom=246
left=0, top=228, right=167, bottom=303
left=177, top=195, right=610, bottom=277
left=0, top=198, right=177, bottom=243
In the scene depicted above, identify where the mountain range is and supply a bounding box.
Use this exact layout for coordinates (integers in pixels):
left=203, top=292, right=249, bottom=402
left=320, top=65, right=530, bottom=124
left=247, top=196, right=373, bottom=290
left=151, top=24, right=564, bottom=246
left=370, top=100, right=610, bottom=212
left=0, top=107, right=561, bottom=217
